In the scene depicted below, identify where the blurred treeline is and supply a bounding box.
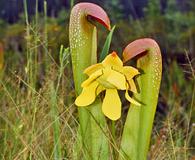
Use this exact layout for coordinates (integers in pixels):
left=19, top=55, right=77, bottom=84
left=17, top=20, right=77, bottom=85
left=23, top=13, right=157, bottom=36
left=0, top=0, right=195, bottom=65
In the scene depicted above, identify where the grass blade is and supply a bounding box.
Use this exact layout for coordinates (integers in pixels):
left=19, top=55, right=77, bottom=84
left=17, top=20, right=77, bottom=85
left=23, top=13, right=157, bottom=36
left=50, top=82, right=62, bottom=160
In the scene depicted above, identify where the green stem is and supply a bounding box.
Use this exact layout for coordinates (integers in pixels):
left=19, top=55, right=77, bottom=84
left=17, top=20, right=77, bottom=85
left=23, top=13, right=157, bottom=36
left=23, top=0, right=30, bottom=85
left=0, top=43, right=3, bottom=72
left=44, top=0, right=49, bottom=72
left=50, top=82, right=62, bottom=159
left=34, top=0, right=38, bottom=86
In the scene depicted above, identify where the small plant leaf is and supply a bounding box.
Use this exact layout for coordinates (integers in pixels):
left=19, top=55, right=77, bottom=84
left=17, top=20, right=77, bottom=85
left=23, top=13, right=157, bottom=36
left=99, top=25, right=115, bottom=62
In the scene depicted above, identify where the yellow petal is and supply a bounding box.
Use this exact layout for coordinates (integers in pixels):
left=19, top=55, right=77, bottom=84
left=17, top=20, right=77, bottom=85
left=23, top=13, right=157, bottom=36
left=123, top=66, right=140, bottom=80
left=102, top=52, right=123, bottom=68
left=96, top=85, right=105, bottom=95
left=127, top=79, right=137, bottom=93
left=84, top=63, right=104, bottom=76
left=106, top=69, right=126, bottom=90
left=102, top=89, right=121, bottom=120
left=75, top=81, right=99, bottom=106
left=81, top=69, right=102, bottom=88
left=125, top=89, right=141, bottom=106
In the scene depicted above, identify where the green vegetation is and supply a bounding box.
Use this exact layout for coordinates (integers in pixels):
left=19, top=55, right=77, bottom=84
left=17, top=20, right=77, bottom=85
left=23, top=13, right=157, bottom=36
left=0, top=0, right=194, bottom=159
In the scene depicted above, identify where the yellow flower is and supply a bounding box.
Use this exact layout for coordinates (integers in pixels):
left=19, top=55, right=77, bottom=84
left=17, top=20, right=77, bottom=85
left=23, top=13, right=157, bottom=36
left=75, top=51, right=140, bottom=120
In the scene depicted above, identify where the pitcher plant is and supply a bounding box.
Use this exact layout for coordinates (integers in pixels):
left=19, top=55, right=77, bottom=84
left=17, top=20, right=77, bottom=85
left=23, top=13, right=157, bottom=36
left=69, top=2, right=162, bottom=160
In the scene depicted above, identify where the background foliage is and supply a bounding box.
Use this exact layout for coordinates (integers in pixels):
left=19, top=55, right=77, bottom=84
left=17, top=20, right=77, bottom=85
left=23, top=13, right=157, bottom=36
left=0, top=0, right=195, bottom=159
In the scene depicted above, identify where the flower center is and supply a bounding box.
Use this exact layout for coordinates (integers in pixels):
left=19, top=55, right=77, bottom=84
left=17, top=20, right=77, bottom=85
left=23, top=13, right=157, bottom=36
left=96, top=67, right=123, bottom=89
left=97, top=77, right=116, bottom=89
